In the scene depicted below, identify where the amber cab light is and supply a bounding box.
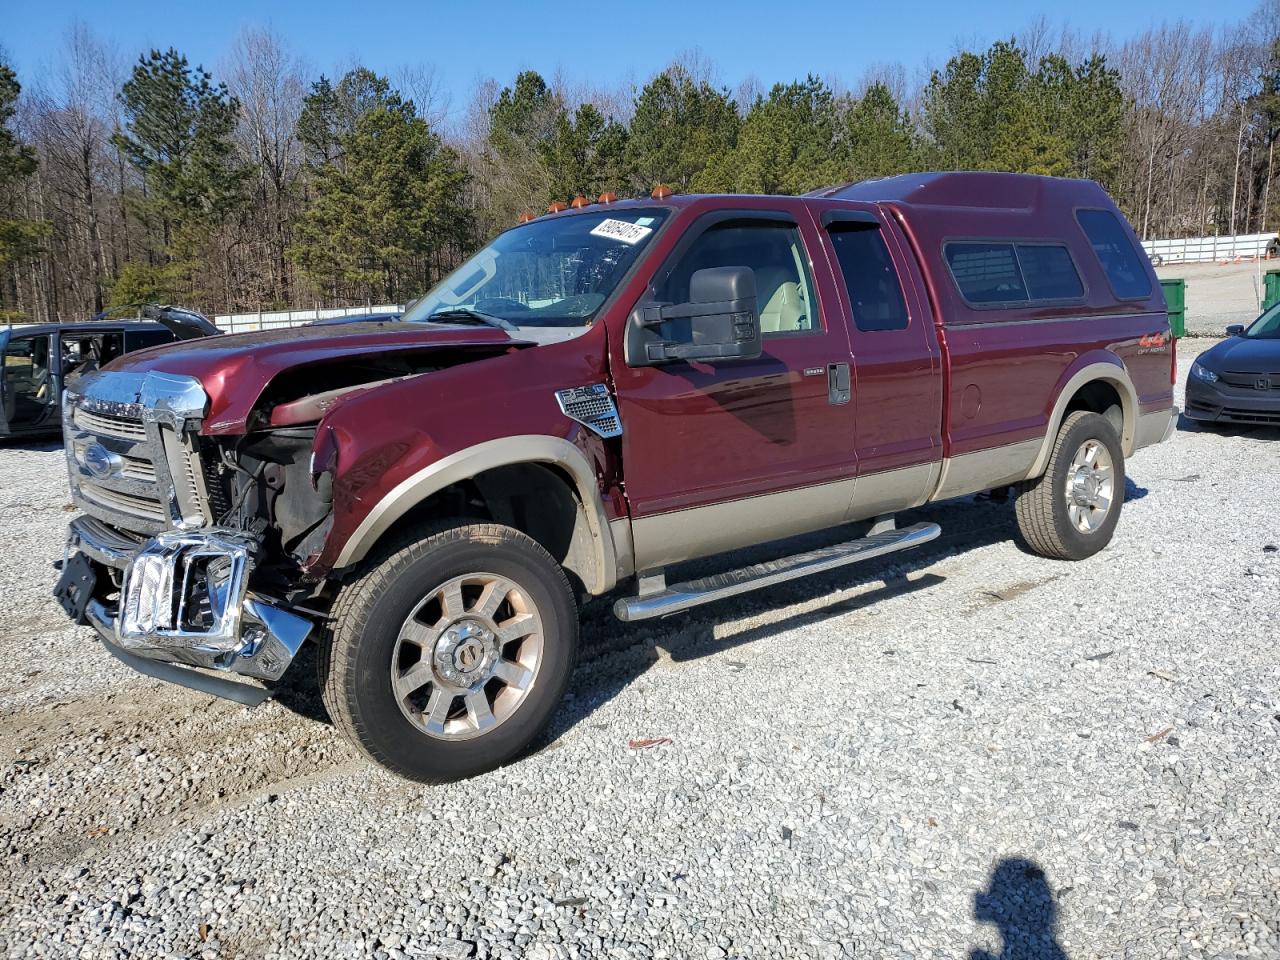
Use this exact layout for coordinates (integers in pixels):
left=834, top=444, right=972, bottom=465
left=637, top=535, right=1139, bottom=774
left=598, top=191, right=618, bottom=203
left=570, top=195, right=590, bottom=208
left=547, top=200, right=569, bottom=213
left=517, top=211, right=535, bottom=224
left=651, top=184, right=673, bottom=200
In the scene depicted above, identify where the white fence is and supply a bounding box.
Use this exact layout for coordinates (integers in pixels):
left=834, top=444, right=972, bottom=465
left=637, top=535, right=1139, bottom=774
left=213, top=304, right=404, bottom=333
left=1141, top=232, right=1278, bottom=265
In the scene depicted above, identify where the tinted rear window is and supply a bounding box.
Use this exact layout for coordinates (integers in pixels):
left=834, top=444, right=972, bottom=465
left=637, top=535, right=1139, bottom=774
left=1076, top=209, right=1152, bottom=299
left=945, top=241, right=1085, bottom=306
left=1018, top=244, right=1084, bottom=300
left=945, top=242, right=1028, bottom=304
left=828, top=225, right=909, bottom=331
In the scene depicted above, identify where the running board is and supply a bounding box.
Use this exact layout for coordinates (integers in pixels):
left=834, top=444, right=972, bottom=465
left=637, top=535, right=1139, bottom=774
left=613, top=521, right=941, bottom=621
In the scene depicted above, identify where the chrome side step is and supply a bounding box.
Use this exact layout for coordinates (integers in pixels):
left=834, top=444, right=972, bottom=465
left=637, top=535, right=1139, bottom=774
left=613, top=521, right=941, bottom=621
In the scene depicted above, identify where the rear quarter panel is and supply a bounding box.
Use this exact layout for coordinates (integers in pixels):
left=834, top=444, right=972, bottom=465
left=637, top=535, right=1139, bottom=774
left=886, top=179, right=1172, bottom=471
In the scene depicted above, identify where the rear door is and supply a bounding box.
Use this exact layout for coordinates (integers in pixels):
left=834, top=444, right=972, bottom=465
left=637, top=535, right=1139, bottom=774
left=610, top=201, right=859, bottom=569
left=816, top=209, right=944, bottom=514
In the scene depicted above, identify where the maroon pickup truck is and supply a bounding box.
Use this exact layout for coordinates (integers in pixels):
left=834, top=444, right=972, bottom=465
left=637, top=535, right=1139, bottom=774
left=54, top=172, right=1176, bottom=781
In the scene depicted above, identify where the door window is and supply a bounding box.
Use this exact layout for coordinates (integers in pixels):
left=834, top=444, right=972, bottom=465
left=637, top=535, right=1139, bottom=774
left=61, top=332, right=124, bottom=374
left=655, top=220, right=819, bottom=338
left=828, top=224, right=910, bottom=331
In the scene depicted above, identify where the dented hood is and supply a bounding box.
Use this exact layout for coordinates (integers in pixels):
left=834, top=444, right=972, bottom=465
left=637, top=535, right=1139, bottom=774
left=105, top=321, right=529, bottom=434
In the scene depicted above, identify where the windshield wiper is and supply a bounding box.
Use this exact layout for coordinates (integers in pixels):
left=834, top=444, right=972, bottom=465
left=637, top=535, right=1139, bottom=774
left=424, top=308, right=518, bottom=332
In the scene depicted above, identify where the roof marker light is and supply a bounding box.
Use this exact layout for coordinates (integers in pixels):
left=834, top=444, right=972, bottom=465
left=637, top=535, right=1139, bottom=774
left=598, top=191, right=618, bottom=204
left=651, top=184, right=673, bottom=199
left=570, top=195, right=590, bottom=208
left=547, top=200, right=569, bottom=213
left=517, top=211, right=535, bottom=224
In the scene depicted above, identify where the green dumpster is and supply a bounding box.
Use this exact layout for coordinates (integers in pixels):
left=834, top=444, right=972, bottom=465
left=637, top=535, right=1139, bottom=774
left=1159, top=278, right=1186, bottom=338
left=1264, top=269, right=1280, bottom=310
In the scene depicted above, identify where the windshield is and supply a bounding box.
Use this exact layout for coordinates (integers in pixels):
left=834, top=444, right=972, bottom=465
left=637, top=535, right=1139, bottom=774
left=1244, top=302, right=1280, bottom=339
left=404, top=208, right=669, bottom=328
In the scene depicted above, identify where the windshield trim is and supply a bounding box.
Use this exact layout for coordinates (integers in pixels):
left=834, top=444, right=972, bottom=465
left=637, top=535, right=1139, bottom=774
left=407, top=204, right=678, bottom=330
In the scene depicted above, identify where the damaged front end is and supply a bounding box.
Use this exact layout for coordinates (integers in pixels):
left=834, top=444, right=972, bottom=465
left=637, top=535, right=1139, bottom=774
left=55, top=369, right=318, bottom=704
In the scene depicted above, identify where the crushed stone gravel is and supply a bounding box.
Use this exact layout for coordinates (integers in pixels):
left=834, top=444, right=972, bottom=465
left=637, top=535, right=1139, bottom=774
left=0, top=346, right=1276, bottom=959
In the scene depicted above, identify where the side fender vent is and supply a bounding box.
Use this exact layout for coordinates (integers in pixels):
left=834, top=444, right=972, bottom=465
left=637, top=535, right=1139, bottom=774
left=555, top=384, right=622, bottom=438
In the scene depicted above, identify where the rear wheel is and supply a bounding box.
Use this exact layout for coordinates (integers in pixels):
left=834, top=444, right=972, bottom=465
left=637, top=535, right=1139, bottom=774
left=318, top=521, right=578, bottom=783
left=1014, top=411, right=1125, bottom=561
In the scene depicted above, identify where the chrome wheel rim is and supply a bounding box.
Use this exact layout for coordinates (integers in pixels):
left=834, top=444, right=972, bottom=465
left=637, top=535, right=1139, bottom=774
left=391, top=572, right=543, bottom=741
left=1064, top=439, right=1115, bottom=534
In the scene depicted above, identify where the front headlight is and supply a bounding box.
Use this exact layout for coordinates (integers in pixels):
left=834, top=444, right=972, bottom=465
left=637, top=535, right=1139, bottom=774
left=1190, top=361, right=1218, bottom=383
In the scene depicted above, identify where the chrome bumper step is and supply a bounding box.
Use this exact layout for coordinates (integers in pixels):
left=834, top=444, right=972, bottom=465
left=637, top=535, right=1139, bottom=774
left=613, top=521, right=941, bottom=621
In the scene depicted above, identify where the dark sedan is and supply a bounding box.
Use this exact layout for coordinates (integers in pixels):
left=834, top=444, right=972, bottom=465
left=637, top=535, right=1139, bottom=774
left=1185, top=305, right=1280, bottom=427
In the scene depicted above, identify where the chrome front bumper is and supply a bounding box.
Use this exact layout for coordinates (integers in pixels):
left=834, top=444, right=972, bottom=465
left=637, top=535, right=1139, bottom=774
left=65, top=516, right=312, bottom=704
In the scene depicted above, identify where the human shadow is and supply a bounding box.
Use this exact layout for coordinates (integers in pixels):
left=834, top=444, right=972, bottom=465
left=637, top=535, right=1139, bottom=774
left=969, top=858, right=1069, bottom=960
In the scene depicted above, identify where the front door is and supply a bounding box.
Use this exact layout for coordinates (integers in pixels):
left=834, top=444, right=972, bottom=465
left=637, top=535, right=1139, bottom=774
left=610, top=204, right=859, bottom=570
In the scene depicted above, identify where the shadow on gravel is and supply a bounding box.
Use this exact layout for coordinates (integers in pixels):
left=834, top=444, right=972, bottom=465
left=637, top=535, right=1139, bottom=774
left=542, top=493, right=1024, bottom=742
left=1177, top=414, right=1280, bottom=441
left=969, top=858, right=1069, bottom=960
left=0, top=436, right=62, bottom=451
left=270, top=644, right=332, bottom=726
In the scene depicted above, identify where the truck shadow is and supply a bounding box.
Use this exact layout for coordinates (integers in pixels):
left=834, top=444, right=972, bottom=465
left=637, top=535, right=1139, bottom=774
left=543, top=487, right=1095, bottom=743
left=272, top=480, right=1150, bottom=742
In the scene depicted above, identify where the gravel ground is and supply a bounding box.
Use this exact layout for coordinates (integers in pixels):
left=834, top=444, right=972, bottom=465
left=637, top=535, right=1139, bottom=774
left=1, top=346, right=1277, bottom=960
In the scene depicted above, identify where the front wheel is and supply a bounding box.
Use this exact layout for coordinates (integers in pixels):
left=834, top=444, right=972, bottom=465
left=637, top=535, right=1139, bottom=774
left=318, top=521, right=578, bottom=783
left=1014, top=411, right=1125, bottom=561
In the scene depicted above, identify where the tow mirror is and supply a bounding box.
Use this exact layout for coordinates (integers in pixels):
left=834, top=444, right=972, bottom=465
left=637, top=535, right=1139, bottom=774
left=625, top=266, right=762, bottom=366
left=1226, top=323, right=1245, bottom=336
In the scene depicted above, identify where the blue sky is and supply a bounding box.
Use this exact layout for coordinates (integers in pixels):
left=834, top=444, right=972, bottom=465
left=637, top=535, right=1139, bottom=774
left=2, top=0, right=1252, bottom=122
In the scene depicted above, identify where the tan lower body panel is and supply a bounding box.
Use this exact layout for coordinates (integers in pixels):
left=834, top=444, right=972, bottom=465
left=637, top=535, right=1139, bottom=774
left=930, top=437, right=1043, bottom=502
left=628, top=460, right=946, bottom=572
left=1133, top=407, right=1174, bottom=452
left=630, top=478, right=859, bottom=571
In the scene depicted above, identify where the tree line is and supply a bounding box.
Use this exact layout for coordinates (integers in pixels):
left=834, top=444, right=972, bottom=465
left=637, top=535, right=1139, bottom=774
left=1, top=7, right=1278, bottom=323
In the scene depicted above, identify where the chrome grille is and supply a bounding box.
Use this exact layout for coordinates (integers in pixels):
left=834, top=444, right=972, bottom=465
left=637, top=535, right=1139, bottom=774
left=120, top=454, right=157, bottom=483
left=63, top=371, right=211, bottom=535
left=73, top=407, right=147, bottom=440
left=79, top=482, right=169, bottom=523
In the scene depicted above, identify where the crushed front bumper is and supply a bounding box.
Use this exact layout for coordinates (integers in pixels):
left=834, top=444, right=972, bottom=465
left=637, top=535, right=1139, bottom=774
left=57, top=516, right=313, bottom=706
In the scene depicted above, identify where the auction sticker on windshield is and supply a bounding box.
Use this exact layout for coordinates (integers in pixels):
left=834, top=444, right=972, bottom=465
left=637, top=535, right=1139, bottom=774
left=590, top=219, right=654, bottom=245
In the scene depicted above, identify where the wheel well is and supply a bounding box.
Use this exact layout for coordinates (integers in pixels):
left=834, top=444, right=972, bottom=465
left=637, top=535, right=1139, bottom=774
left=375, top=462, right=598, bottom=596
left=1064, top=380, right=1124, bottom=436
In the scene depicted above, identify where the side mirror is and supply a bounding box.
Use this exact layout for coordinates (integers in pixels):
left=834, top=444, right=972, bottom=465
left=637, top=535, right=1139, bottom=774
left=1226, top=324, right=1245, bottom=336
left=625, top=266, right=762, bottom=366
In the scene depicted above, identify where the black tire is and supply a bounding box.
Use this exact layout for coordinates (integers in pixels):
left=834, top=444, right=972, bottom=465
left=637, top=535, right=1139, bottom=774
left=318, top=521, right=578, bottom=783
left=1014, top=410, right=1125, bottom=561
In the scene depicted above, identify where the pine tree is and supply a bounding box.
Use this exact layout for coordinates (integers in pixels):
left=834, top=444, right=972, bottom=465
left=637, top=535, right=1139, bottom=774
left=0, top=62, right=49, bottom=317
left=114, top=49, right=245, bottom=244
left=844, top=82, right=919, bottom=181
left=627, top=67, right=739, bottom=192
left=290, top=104, right=471, bottom=301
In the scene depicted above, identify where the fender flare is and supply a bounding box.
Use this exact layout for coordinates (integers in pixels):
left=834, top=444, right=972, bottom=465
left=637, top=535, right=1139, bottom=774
left=332, top=435, right=621, bottom=594
left=1025, top=361, right=1139, bottom=479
